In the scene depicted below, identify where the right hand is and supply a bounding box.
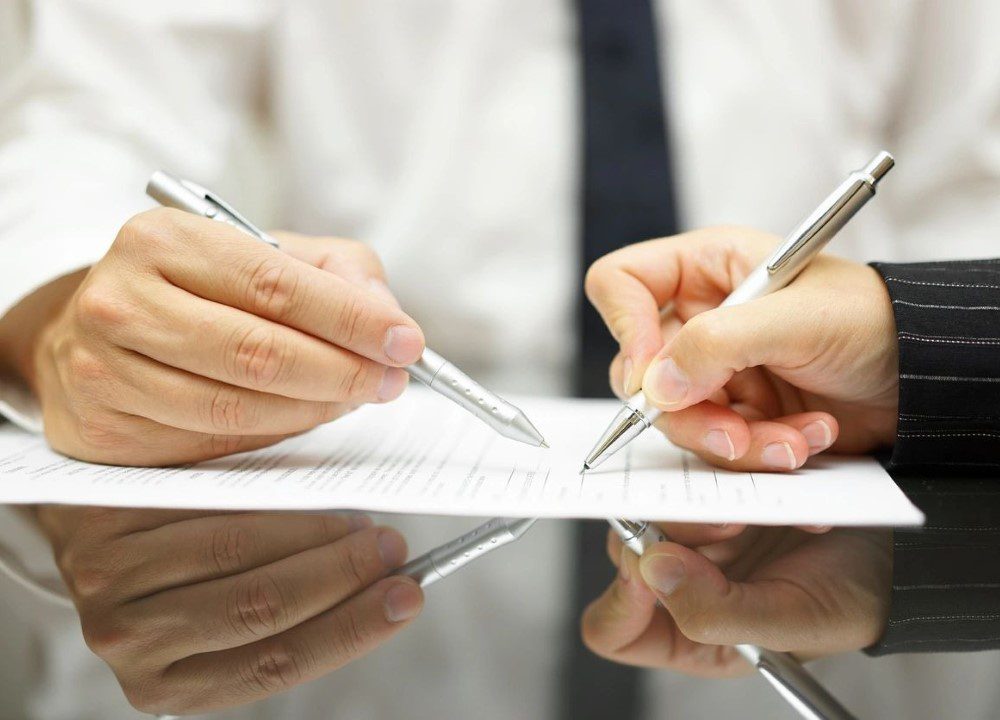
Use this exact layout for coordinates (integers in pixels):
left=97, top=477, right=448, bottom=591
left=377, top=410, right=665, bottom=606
left=585, top=227, right=900, bottom=471
left=36, top=505, right=423, bottom=716
left=22, top=208, right=425, bottom=465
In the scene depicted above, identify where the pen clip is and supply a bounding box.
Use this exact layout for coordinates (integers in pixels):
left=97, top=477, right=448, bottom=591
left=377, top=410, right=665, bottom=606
left=766, top=151, right=894, bottom=275
left=764, top=188, right=853, bottom=274
left=179, top=178, right=279, bottom=248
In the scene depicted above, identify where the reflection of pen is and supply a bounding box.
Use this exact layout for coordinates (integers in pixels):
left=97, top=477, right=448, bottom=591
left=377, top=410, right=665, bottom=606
left=606, top=519, right=858, bottom=720
left=146, top=171, right=547, bottom=447
left=582, top=151, right=894, bottom=470
left=397, top=517, right=537, bottom=587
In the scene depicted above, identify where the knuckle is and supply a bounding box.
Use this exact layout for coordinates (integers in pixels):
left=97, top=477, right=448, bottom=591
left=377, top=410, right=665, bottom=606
left=228, top=324, right=293, bottom=389
left=115, top=208, right=178, bottom=256
left=121, top=679, right=178, bottom=716
left=65, top=345, right=110, bottom=394
left=225, top=571, right=293, bottom=640
left=62, top=550, right=116, bottom=598
left=334, top=293, right=372, bottom=348
left=238, top=644, right=307, bottom=696
left=683, top=312, right=724, bottom=355
left=329, top=607, right=373, bottom=659
left=115, top=212, right=154, bottom=250
left=245, top=257, right=299, bottom=319
left=75, top=412, right=123, bottom=451
left=206, top=433, right=246, bottom=458
left=605, top=308, right=631, bottom=344
left=335, top=542, right=378, bottom=588
left=579, top=609, right=605, bottom=655
left=207, top=520, right=256, bottom=574
left=75, top=283, right=131, bottom=333
left=206, top=385, right=257, bottom=433
left=337, top=359, right=375, bottom=400
left=314, top=513, right=350, bottom=544
left=675, top=607, right=718, bottom=644
left=80, top=613, right=141, bottom=660
left=583, top=262, right=607, bottom=305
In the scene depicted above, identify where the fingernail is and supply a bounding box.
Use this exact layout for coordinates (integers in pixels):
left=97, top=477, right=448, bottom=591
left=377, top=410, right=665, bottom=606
left=621, top=357, right=634, bottom=396
left=377, top=530, right=407, bottom=567
left=384, top=581, right=422, bottom=623
left=762, top=441, right=797, bottom=470
left=377, top=367, right=409, bottom=401
left=703, top=429, right=736, bottom=461
left=802, top=420, right=833, bottom=453
left=383, top=325, right=423, bottom=364
left=369, top=278, right=400, bottom=307
left=640, top=554, right=685, bottom=596
left=646, top=357, right=689, bottom=406
left=619, top=547, right=631, bottom=584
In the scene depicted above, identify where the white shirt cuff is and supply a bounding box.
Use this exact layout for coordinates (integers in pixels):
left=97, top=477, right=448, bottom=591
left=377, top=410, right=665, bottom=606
left=0, top=375, right=43, bottom=434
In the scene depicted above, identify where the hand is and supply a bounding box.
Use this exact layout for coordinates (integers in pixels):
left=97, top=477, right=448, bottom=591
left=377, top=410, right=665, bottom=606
left=5, top=208, right=425, bottom=465
left=35, top=505, right=423, bottom=715
left=585, top=226, right=899, bottom=471
left=581, top=524, right=891, bottom=676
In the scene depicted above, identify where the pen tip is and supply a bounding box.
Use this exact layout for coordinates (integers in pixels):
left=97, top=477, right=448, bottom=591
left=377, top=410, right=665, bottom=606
left=579, top=463, right=590, bottom=475
left=540, top=440, right=550, bottom=449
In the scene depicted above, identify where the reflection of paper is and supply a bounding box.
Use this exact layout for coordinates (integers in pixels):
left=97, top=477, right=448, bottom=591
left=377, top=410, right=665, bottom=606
left=0, top=388, right=922, bottom=525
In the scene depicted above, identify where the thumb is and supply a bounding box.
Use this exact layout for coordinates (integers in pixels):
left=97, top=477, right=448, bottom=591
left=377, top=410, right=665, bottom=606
left=640, top=293, right=818, bottom=412
left=638, top=542, right=817, bottom=651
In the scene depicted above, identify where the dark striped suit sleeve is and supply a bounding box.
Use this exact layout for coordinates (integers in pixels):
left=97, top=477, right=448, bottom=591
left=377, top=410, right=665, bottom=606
left=866, top=260, right=1000, bottom=655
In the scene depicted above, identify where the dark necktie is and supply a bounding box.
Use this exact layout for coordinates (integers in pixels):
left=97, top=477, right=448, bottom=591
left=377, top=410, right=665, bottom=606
left=561, top=1, right=679, bottom=718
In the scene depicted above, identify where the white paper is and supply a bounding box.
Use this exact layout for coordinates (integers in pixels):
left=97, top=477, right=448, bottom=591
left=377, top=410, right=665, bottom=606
left=0, top=388, right=923, bottom=526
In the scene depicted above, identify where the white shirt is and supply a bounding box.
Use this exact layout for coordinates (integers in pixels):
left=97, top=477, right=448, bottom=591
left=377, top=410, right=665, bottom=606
left=2, top=1, right=1000, bottom=718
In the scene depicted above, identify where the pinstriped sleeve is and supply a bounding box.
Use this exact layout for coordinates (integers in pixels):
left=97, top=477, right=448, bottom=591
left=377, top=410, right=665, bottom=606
left=867, top=260, right=1000, bottom=655
left=872, top=260, right=1000, bottom=472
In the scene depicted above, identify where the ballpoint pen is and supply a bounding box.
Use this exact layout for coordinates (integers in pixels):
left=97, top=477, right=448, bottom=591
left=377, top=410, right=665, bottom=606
left=145, top=171, right=547, bottom=448
left=581, top=150, right=895, bottom=471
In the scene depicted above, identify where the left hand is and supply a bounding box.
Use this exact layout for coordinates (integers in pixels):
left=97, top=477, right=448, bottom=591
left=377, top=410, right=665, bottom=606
left=580, top=523, right=891, bottom=677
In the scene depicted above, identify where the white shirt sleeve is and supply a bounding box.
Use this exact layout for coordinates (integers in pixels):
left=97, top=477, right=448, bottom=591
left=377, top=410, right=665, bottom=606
left=0, top=0, right=272, bottom=598
left=0, top=0, right=272, bottom=429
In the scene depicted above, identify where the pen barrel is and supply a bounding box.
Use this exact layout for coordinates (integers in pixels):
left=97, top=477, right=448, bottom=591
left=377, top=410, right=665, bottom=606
left=408, top=349, right=519, bottom=430
left=737, top=645, right=858, bottom=720
left=397, top=517, right=532, bottom=588
left=763, top=169, right=882, bottom=283
left=147, top=171, right=216, bottom=217
left=608, top=518, right=666, bottom=555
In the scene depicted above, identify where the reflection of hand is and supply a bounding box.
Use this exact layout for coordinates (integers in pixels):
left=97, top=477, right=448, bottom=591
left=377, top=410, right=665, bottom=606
left=36, top=505, right=422, bottom=715
left=7, top=209, right=425, bottom=465
left=581, top=523, right=891, bottom=676
left=585, top=227, right=899, bottom=470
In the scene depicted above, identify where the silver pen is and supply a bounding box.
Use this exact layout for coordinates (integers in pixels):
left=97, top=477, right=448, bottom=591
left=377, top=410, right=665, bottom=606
left=607, top=519, right=857, bottom=720
left=146, top=171, right=547, bottom=447
left=396, top=516, right=537, bottom=587
left=582, top=151, right=895, bottom=470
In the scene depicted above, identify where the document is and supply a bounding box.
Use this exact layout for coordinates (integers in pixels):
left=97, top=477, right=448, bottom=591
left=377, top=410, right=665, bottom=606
left=0, top=388, right=922, bottom=525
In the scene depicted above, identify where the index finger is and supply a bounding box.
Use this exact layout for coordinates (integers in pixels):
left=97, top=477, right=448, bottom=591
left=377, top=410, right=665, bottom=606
left=584, top=237, right=680, bottom=393
left=129, top=210, right=424, bottom=366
